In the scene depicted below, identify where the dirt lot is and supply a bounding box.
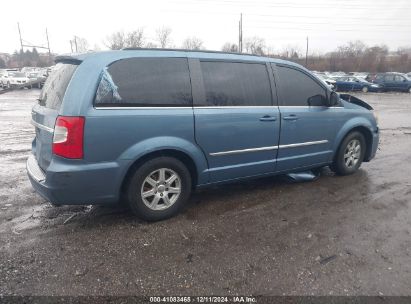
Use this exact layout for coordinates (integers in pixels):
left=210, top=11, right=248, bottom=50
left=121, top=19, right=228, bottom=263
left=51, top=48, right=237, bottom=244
left=0, top=89, right=410, bottom=297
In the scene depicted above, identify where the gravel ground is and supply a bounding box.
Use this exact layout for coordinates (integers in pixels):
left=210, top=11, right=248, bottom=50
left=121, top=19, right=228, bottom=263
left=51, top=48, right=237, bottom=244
left=0, top=89, right=410, bottom=297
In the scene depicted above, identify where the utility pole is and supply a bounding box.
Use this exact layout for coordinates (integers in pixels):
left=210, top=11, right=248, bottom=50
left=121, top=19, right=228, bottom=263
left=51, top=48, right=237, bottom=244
left=70, top=40, right=74, bottom=53
left=46, top=28, right=51, bottom=56
left=17, top=23, right=24, bottom=51
left=74, top=36, right=78, bottom=52
left=305, top=36, right=309, bottom=67
left=17, top=23, right=24, bottom=68
left=238, top=13, right=243, bottom=53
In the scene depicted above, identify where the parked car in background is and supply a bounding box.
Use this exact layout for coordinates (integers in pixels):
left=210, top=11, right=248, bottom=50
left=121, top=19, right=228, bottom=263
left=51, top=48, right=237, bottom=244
left=373, top=73, right=411, bottom=93
left=26, top=71, right=47, bottom=88
left=313, top=73, right=336, bottom=89
left=7, top=72, right=31, bottom=88
left=27, top=49, right=379, bottom=221
left=406, top=72, right=411, bottom=78
left=0, top=71, right=17, bottom=88
left=334, top=76, right=381, bottom=93
left=365, top=73, right=377, bottom=83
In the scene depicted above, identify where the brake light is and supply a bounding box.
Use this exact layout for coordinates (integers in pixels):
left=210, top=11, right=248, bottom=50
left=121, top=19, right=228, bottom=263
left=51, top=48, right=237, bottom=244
left=52, top=116, right=85, bottom=159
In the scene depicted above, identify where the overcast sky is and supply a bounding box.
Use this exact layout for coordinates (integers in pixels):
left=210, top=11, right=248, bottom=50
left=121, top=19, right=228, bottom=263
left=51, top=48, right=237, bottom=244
left=1, top=0, right=410, bottom=55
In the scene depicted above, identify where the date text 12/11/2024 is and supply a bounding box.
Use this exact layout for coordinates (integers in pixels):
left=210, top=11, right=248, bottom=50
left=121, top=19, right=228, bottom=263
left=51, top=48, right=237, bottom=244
left=149, top=296, right=257, bottom=303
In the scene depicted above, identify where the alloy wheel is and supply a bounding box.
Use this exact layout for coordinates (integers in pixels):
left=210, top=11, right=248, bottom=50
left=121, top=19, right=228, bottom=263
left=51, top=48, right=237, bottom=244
left=140, top=168, right=181, bottom=211
left=344, top=139, right=361, bottom=168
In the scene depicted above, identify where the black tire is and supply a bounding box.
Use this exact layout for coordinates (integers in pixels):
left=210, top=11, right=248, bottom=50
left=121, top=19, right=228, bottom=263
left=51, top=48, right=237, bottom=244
left=125, top=157, right=192, bottom=221
left=332, top=131, right=366, bottom=176
left=408, top=87, right=411, bottom=94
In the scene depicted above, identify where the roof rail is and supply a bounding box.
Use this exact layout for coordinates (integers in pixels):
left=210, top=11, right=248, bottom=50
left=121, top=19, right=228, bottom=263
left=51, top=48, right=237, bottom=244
left=121, top=47, right=262, bottom=57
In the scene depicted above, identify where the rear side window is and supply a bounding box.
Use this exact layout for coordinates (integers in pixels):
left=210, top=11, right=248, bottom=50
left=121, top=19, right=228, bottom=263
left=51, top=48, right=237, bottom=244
left=95, top=58, right=192, bottom=107
left=199, top=61, right=272, bottom=106
left=276, top=65, right=327, bottom=107
left=39, top=63, right=78, bottom=110
left=385, top=75, right=395, bottom=81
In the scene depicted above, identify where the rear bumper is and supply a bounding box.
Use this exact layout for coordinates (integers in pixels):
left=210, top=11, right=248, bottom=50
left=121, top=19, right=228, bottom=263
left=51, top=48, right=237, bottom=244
left=26, top=155, right=124, bottom=205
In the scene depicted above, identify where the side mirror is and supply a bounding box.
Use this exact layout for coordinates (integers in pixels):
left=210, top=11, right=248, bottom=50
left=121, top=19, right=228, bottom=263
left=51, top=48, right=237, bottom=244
left=307, top=94, right=326, bottom=106
left=328, top=91, right=339, bottom=107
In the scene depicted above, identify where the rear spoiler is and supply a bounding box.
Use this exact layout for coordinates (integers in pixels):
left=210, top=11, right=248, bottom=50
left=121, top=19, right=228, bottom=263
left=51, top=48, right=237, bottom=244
left=55, top=55, right=83, bottom=65
left=339, top=94, right=373, bottom=110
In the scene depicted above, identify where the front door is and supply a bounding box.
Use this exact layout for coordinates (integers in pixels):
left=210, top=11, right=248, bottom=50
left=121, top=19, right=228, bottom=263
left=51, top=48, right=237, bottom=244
left=192, top=60, right=280, bottom=182
left=273, top=64, right=345, bottom=172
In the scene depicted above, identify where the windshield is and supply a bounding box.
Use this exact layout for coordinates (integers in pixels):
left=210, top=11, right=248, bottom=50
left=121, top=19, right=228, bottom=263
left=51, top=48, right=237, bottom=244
left=39, top=62, right=78, bottom=110
left=14, top=72, right=26, bottom=77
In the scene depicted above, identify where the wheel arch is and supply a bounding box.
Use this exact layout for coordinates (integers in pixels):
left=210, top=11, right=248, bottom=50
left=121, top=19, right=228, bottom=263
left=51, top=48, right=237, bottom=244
left=333, top=121, right=374, bottom=163
left=121, top=149, right=200, bottom=194
left=118, top=136, right=210, bottom=199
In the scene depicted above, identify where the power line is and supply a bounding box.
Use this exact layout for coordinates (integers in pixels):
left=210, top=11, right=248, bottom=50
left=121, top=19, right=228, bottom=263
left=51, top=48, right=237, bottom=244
left=164, top=0, right=411, bottom=10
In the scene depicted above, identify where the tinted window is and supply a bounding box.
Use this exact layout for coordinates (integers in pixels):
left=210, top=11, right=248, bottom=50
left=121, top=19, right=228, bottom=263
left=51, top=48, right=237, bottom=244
left=95, top=58, right=192, bottom=106
left=39, top=63, right=78, bottom=110
left=200, top=61, right=272, bottom=106
left=385, top=75, right=395, bottom=81
left=276, top=65, right=327, bottom=106
left=394, top=75, right=405, bottom=82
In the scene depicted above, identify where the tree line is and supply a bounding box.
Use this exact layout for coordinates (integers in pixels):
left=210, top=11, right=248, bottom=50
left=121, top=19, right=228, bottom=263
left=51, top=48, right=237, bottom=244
left=0, top=49, right=54, bottom=68
left=2, top=27, right=411, bottom=73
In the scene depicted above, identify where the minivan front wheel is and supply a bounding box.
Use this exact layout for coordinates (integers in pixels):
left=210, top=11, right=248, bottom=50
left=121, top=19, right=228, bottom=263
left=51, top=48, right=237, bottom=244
left=332, top=131, right=366, bottom=175
left=125, top=157, right=191, bottom=221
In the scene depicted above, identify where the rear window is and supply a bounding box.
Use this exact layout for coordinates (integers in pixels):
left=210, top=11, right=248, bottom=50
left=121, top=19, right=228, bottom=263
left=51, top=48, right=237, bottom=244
left=39, top=63, right=78, bottom=110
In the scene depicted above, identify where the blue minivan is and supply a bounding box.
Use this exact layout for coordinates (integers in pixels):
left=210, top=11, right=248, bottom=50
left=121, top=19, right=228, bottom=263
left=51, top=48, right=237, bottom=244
left=27, top=49, right=379, bottom=221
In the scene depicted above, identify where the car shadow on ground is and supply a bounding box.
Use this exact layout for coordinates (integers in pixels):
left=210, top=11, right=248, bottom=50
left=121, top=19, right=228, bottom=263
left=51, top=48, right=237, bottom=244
left=32, top=166, right=355, bottom=231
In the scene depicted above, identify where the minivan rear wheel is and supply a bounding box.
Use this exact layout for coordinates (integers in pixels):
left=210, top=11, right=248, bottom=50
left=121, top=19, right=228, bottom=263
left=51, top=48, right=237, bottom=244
left=125, top=157, right=191, bottom=221
left=332, top=131, right=366, bottom=175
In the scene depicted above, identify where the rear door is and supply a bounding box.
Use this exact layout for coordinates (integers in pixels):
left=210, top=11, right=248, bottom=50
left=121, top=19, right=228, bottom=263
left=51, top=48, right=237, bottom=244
left=273, top=64, right=345, bottom=171
left=191, top=59, right=280, bottom=182
left=384, top=74, right=396, bottom=91
left=31, top=63, right=79, bottom=170
left=394, top=75, right=407, bottom=90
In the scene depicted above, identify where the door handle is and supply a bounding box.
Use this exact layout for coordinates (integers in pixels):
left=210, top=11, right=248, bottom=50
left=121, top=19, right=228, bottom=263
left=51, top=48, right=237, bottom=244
left=283, top=114, right=299, bottom=121
left=259, top=115, right=277, bottom=121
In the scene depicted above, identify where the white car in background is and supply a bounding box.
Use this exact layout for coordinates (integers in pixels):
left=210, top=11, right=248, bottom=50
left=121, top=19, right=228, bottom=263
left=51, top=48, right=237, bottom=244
left=1, top=72, right=30, bottom=88
left=0, top=71, right=16, bottom=88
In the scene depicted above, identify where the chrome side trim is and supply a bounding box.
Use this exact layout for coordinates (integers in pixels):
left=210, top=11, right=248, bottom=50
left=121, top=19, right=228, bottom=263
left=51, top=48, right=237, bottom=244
left=210, top=140, right=329, bottom=156
left=279, top=140, right=328, bottom=149
left=210, top=145, right=278, bottom=156
left=31, top=119, right=54, bottom=133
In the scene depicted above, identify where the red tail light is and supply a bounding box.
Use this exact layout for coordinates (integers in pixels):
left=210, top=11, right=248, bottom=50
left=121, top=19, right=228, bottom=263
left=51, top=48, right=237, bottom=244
left=52, top=116, right=85, bottom=159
